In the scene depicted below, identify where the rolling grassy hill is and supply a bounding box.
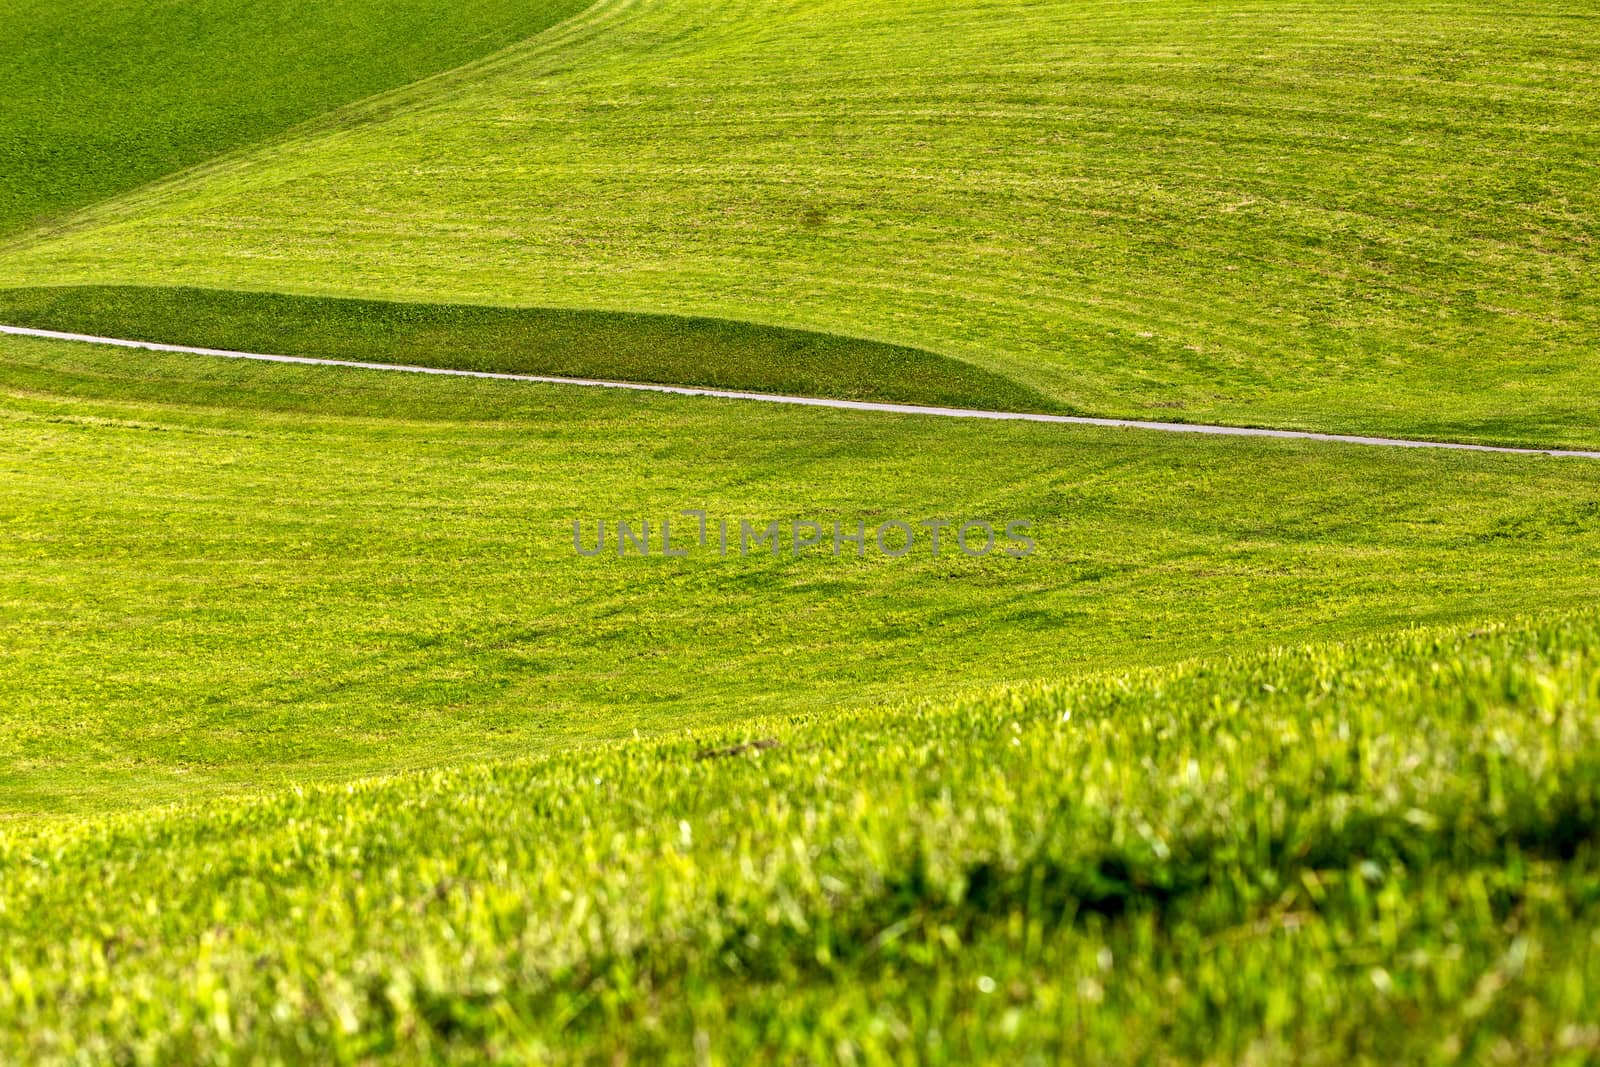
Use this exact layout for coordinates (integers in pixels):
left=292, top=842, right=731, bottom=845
left=3, top=611, right=1597, bottom=1061
left=3, top=334, right=1600, bottom=809
left=4, top=0, right=1600, bottom=1060
left=0, top=0, right=590, bottom=236
left=1, top=0, right=1596, bottom=445
left=3, top=334, right=1600, bottom=813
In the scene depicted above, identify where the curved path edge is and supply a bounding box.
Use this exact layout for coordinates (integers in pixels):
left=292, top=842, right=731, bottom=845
left=4, top=322, right=1597, bottom=460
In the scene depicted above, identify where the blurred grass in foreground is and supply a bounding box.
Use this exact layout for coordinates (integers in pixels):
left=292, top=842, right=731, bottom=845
left=3, top=613, right=1598, bottom=1062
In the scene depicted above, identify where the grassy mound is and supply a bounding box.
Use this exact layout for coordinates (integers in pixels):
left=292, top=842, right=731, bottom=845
left=2, top=0, right=1595, bottom=445
left=0, top=286, right=1056, bottom=410
left=4, top=614, right=1598, bottom=1061
left=3, top=332, right=1599, bottom=814
left=0, top=0, right=589, bottom=235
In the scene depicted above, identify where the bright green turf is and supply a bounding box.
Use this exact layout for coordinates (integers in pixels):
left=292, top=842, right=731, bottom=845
left=3, top=612, right=1598, bottom=1062
left=3, top=332, right=1600, bottom=814
left=5, top=0, right=1600, bottom=1056
left=0, top=0, right=589, bottom=236
left=0, top=286, right=1056, bottom=410
left=1, top=0, right=1595, bottom=446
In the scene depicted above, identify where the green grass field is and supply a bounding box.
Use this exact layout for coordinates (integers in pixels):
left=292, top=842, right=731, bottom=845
left=2, top=0, right=1597, bottom=445
left=5, top=611, right=1599, bottom=1062
left=3, top=0, right=1599, bottom=1061
left=0, top=0, right=588, bottom=236
left=9, top=334, right=1599, bottom=814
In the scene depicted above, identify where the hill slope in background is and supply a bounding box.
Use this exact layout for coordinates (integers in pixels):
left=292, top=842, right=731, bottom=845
left=1, top=0, right=1595, bottom=446
left=0, top=0, right=590, bottom=235
left=3, top=613, right=1597, bottom=1061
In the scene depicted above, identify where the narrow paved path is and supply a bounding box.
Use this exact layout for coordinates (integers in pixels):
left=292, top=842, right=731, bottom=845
left=5, top=323, right=1598, bottom=459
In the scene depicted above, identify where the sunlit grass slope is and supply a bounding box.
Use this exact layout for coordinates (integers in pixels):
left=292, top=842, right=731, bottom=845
left=4, top=614, right=1598, bottom=1062
left=4, top=332, right=1600, bottom=814
left=0, top=0, right=590, bottom=236
left=2, top=0, right=1595, bottom=445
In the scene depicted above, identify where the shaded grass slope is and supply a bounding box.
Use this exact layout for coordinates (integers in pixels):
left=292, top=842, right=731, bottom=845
left=0, top=0, right=590, bottom=236
left=4, top=332, right=1600, bottom=814
left=0, top=286, right=1055, bottom=410
left=2, top=0, right=1595, bottom=446
left=3, top=614, right=1599, bottom=1062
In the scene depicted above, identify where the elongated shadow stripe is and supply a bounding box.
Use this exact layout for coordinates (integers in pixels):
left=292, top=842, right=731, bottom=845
left=0, top=285, right=1058, bottom=415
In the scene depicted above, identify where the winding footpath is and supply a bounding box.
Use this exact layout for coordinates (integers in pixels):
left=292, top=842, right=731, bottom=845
left=5, top=323, right=1598, bottom=460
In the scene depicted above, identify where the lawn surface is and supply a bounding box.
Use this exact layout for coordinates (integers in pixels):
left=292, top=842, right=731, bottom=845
left=0, top=0, right=589, bottom=236
left=3, top=0, right=1599, bottom=1061
left=3, top=334, right=1599, bottom=814
left=1, top=0, right=1595, bottom=446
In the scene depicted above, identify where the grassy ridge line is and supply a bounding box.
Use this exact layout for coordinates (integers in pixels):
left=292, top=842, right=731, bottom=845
left=0, top=0, right=595, bottom=239
left=4, top=613, right=1598, bottom=1062
left=0, top=0, right=639, bottom=255
left=6, top=333, right=1600, bottom=814
left=0, top=286, right=1057, bottom=411
left=2, top=1, right=1595, bottom=447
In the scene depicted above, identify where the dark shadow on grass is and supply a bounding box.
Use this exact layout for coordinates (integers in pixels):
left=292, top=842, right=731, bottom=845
left=0, top=285, right=1063, bottom=413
